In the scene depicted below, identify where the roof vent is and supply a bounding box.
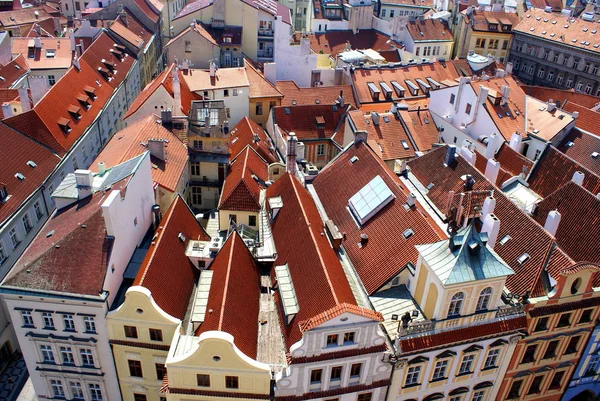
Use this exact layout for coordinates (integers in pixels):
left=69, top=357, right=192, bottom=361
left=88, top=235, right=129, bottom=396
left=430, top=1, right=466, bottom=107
left=27, top=161, right=37, bottom=168
left=15, top=173, right=25, bottom=181
left=499, top=234, right=511, bottom=245
left=592, top=152, right=599, bottom=158
left=402, top=228, right=414, bottom=239
left=517, top=253, right=530, bottom=264
left=46, top=230, right=55, bottom=238
left=359, top=233, right=369, bottom=247
left=178, top=232, right=186, bottom=242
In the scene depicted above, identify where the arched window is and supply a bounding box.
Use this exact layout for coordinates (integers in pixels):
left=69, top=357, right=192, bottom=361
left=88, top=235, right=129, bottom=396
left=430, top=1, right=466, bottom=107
left=476, top=287, right=493, bottom=311
left=448, top=292, right=464, bottom=317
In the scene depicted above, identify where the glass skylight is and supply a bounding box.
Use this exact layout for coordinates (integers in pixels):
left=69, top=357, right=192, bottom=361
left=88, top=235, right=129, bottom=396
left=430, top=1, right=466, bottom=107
left=348, top=175, right=395, bottom=225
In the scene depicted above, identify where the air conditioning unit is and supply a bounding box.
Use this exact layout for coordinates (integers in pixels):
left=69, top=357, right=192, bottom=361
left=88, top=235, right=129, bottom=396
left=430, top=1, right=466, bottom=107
left=209, top=237, right=223, bottom=252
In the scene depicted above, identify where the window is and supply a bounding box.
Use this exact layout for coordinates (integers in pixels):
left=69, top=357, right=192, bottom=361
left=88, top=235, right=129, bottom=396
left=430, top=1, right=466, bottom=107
left=450, top=93, right=455, bottom=104
left=326, top=334, right=338, bottom=346
left=557, top=313, right=571, bottom=328
left=537, top=68, right=545, bottom=78
left=543, top=340, right=559, bottom=359
left=191, top=162, right=201, bottom=176
left=0, top=242, right=6, bottom=264
left=476, top=287, right=492, bottom=311
left=197, top=374, right=210, bottom=387
left=405, top=366, right=421, bottom=386
left=565, top=336, right=580, bottom=354
left=248, top=215, right=257, bottom=227
left=124, top=325, right=138, bottom=338
left=42, top=312, right=54, bottom=329
left=549, top=370, right=564, bottom=390
left=448, top=292, right=464, bottom=316
left=350, top=363, right=361, bottom=378
left=70, top=382, right=84, bottom=400
left=21, top=310, right=34, bottom=327
left=310, top=369, right=322, bottom=384
left=484, top=348, right=500, bottom=368
left=128, top=359, right=143, bottom=377
left=9, top=228, right=19, bottom=248
left=60, top=347, right=74, bottom=365
left=134, top=395, right=147, bottom=401
left=528, top=65, right=535, bottom=75
left=48, top=75, right=56, bottom=86
left=185, top=40, right=191, bottom=52
left=521, top=344, right=537, bottom=363
left=593, top=65, right=599, bottom=75
left=527, top=375, right=543, bottom=395
left=547, top=70, right=554, bottom=82
left=566, top=77, right=574, bottom=88
left=40, top=345, right=55, bottom=363
left=330, top=366, right=342, bottom=381
left=577, top=82, right=584, bottom=92
left=317, top=144, right=326, bottom=157
left=233, top=89, right=239, bottom=96
left=22, top=213, right=32, bottom=234
left=465, top=103, right=472, bottom=115
left=193, top=140, right=203, bottom=150
left=476, top=38, right=486, bottom=48
left=225, top=376, right=239, bottom=389
left=80, top=349, right=94, bottom=366
left=416, top=47, right=420, bottom=56
left=489, top=39, right=499, bottom=49
left=357, top=394, right=372, bottom=401
left=343, top=332, right=355, bottom=344
left=432, top=360, right=448, bottom=380
left=459, top=354, right=474, bottom=374
left=579, top=309, right=593, bottom=324
left=83, top=316, right=96, bottom=333
left=586, top=356, right=600, bottom=376
left=255, top=102, right=263, bottom=115
left=472, top=391, right=485, bottom=401
left=191, top=187, right=202, bottom=206
left=149, top=328, right=163, bottom=342
left=381, top=9, right=386, bottom=17
left=89, top=384, right=103, bottom=401
left=502, top=40, right=508, bottom=50
left=34, top=200, right=43, bottom=219
left=507, top=380, right=522, bottom=399
left=155, top=363, right=166, bottom=380
left=51, top=379, right=65, bottom=398
left=224, top=89, right=229, bottom=97
left=553, top=53, right=559, bottom=63
left=389, top=10, right=394, bottom=17
left=557, top=74, right=564, bottom=85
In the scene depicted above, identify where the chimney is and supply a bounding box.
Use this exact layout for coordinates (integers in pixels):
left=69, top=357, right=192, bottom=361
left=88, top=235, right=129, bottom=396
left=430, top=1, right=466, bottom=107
left=472, top=86, right=489, bottom=123
left=460, top=146, right=476, bottom=165
left=18, top=86, right=30, bottom=112
left=544, top=210, right=561, bottom=237
left=495, top=68, right=506, bottom=78
left=119, top=11, right=128, bottom=26
left=161, top=109, right=172, bottom=125
left=509, top=132, right=522, bottom=152
left=97, top=161, right=106, bottom=175
left=209, top=61, right=217, bottom=78
left=547, top=99, right=556, bottom=113
left=484, top=133, right=497, bottom=159
left=69, top=29, right=76, bottom=53
left=572, top=111, right=579, bottom=119
left=484, top=158, right=500, bottom=184
left=444, top=145, right=457, bottom=166
left=406, top=193, right=416, bottom=208
left=359, top=233, right=369, bottom=247
left=338, top=90, right=344, bottom=107
left=172, top=67, right=182, bottom=116
left=73, top=55, right=80, bottom=70
left=148, top=138, right=167, bottom=161
left=75, top=44, right=83, bottom=57
left=371, top=112, right=380, bottom=126
left=54, top=17, right=61, bottom=34
left=481, top=196, right=496, bottom=217
left=354, top=130, right=368, bottom=144
left=263, top=62, right=276, bottom=85
left=74, top=169, right=94, bottom=200
left=79, top=39, right=85, bottom=54
left=296, top=141, right=305, bottom=160
left=500, top=85, right=510, bottom=106
left=505, top=62, right=514, bottom=75
left=481, top=213, right=500, bottom=249
left=286, top=132, right=298, bottom=174
left=461, top=174, right=475, bottom=191
left=572, top=171, right=585, bottom=186
left=34, top=37, right=42, bottom=49
left=152, top=204, right=161, bottom=230
left=455, top=76, right=471, bottom=113
left=1, top=103, right=12, bottom=118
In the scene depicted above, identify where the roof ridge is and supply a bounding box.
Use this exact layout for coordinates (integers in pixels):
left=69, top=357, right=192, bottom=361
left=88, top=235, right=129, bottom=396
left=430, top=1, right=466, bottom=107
left=245, top=58, right=283, bottom=96
left=218, top=233, right=237, bottom=331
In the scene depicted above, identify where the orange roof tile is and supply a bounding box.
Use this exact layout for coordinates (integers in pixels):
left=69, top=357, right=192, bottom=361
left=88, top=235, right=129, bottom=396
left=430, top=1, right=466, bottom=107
left=522, top=85, right=600, bottom=109
left=109, top=20, right=145, bottom=49
left=307, top=30, right=398, bottom=57
left=557, top=129, right=600, bottom=176
left=229, top=117, right=279, bottom=164
left=0, top=55, right=29, bottom=89
left=182, top=67, right=249, bottom=91
left=276, top=80, right=356, bottom=107
left=219, top=147, right=268, bottom=212
left=133, top=0, right=161, bottom=22
left=398, top=108, right=439, bottom=152
left=406, top=18, right=453, bottom=42
left=0, top=7, right=51, bottom=26
left=299, top=303, right=383, bottom=332
left=468, top=10, right=519, bottom=33
left=563, top=102, right=600, bottom=137
left=245, top=61, right=282, bottom=99
left=11, top=38, right=73, bottom=70
left=273, top=104, right=348, bottom=145
left=134, top=196, right=210, bottom=319
left=173, top=0, right=214, bottom=20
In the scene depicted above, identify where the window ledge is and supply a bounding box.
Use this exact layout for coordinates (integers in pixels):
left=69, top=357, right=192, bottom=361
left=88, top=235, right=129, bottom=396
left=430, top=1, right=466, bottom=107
left=481, top=365, right=497, bottom=372
left=402, top=382, right=421, bottom=389
left=456, top=371, right=473, bottom=377
left=429, top=377, right=447, bottom=383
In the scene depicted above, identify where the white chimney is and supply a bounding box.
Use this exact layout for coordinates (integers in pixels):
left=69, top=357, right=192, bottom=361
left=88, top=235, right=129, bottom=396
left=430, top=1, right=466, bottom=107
left=406, top=193, right=416, bottom=208
left=75, top=169, right=94, bottom=199
left=263, top=62, right=276, bottom=85
left=547, top=99, right=556, bottom=113
left=460, top=146, right=476, bottom=165
left=18, top=86, right=30, bottom=112
left=73, top=55, right=80, bottom=70
left=484, top=133, right=498, bottom=159
left=172, top=67, right=182, bottom=116
left=505, top=62, right=514, bottom=75
left=472, top=86, right=489, bottom=123
left=481, top=196, right=496, bottom=218
left=286, top=133, right=298, bottom=174
left=572, top=171, right=585, bottom=186
left=544, top=210, right=561, bottom=237
left=296, top=141, right=305, bottom=160
left=34, top=37, right=42, bottom=49
left=1, top=103, right=12, bottom=118
left=572, top=111, right=579, bottom=119
left=481, top=213, right=500, bottom=249
left=354, top=130, right=368, bottom=144
left=455, top=76, right=471, bottom=113
left=371, top=112, right=380, bottom=126
left=69, top=29, right=76, bottom=53
left=29, top=75, right=48, bottom=106
left=209, top=61, right=217, bottom=78
left=485, top=158, right=500, bottom=184
left=148, top=138, right=166, bottom=161
left=98, top=161, right=106, bottom=175
left=509, top=132, right=522, bottom=152
left=500, top=85, right=510, bottom=106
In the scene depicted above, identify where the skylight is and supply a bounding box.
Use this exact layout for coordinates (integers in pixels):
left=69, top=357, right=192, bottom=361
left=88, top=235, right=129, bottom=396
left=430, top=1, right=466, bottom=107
left=402, top=228, right=414, bottom=239
left=275, top=264, right=299, bottom=322
left=401, top=140, right=410, bottom=150
left=499, top=234, right=511, bottom=245
left=348, top=175, right=395, bottom=225
left=517, top=253, right=531, bottom=264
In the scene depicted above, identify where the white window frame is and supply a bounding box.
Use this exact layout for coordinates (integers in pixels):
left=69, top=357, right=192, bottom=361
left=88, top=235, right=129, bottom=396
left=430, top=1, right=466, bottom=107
left=34, top=200, right=43, bottom=220
left=432, top=359, right=448, bottom=380
left=459, top=354, right=475, bottom=374
left=21, top=310, right=34, bottom=326
left=80, top=348, right=94, bottom=366
left=60, top=346, right=74, bottom=365
left=484, top=348, right=500, bottom=368
left=50, top=379, right=65, bottom=398
left=405, top=365, right=421, bottom=385
left=317, top=144, right=326, bottom=157
left=83, top=316, right=96, bottom=333
left=40, top=344, right=55, bottom=363
left=89, top=383, right=103, bottom=401
left=42, top=312, right=54, bottom=329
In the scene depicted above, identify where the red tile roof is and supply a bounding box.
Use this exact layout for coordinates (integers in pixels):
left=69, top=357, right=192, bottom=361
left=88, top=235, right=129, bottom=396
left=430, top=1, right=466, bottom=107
left=0, top=89, right=20, bottom=119
left=528, top=146, right=600, bottom=198
left=522, top=85, right=600, bottom=110
left=195, top=232, right=262, bottom=359
left=0, top=124, right=59, bottom=224
left=473, top=143, right=534, bottom=186
left=563, top=102, right=600, bottom=137
left=0, top=55, right=29, bottom=89
left=245, top=60, right=282, bottom=99
left=133, top=0, right=161, bottom=22
left=268, top=173, right=358, bottom=348
left=556, top=129, right=600, bottom=176
left=219, top=147, right=268, bottom=212
left=406, top=18, right=453, bottom=42
left=398, top=108, right=439, bottom=152
left=173, top=0, right=213, bottom=20
left=11, top=38, right=73, bottom=70
left=299, top=303, right=383, bottom=332
left=0, top=7, right=51, bottom=26
left=134, top=196, right=209, bottom=319
left=288, top=343, right=387, bottom=364
left=91, top=115, right=189, bottom=192
left=273, top=104, right=348, bottom=145
left=79, top=32, right=136, bottom=89
left=277, top=80, right=356, bottom=107
left=229, top=116, right=279, bottom=164
left=307, top=30, right=397, bottom=57
left=313, top=142, right=445, bottom=294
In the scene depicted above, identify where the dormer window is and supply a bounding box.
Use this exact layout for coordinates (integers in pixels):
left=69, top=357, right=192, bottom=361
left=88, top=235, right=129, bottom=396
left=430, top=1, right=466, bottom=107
left=76, top=93, right=91, bottom=109
left=502, top=24, right=512, bottom=31
left=489, top=23, right=498, bottom=30
left=98, top=67, right=111, bottom=79
left=0, top=184, right=7, bottom=202
left=102, top=59, right=116, bottom=72
left=315, top=116, right=325, bottom=129
left=223, top=36, right=232, bottom=43
left=57, top=117, right=71, bottom=134
left=83, top=85, right=97, bottom=100
left=67, top=104, right=81, bottom=120
left=45, top=49, right=56, bottom=59
left=448, top=292, right=464, bottom=317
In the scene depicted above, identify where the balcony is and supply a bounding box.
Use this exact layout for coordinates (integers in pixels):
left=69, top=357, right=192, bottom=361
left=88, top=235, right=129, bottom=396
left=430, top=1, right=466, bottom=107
left=190, top=177, right=222, bottom=188
left=258, top=29, right=274, bottom=37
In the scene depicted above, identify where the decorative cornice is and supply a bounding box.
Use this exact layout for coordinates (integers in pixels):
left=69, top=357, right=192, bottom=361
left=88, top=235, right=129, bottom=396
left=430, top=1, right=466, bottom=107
left=275, top=379, right=391, bottom=401
left=109, top=339, right=170, bottom=351
left=287, top=344, right=388, bottom=364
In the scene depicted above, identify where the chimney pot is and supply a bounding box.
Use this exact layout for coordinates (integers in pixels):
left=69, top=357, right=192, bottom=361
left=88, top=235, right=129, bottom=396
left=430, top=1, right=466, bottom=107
left=360, top=233, right=369, bottom=246
left=371, top=112, right=380, bottom=126
left=444, top=145, right=457, bottom=166
left=97, top=161, right=106, bottom=175
left=572, top=171, right=585, bottom=186
left=544, top=210, right=561, bottom=237
left=354, top=130, right=368, bottom=144
left=1, top=103, right=12, bottom=118
left=481, top=213, right=500, bottom=249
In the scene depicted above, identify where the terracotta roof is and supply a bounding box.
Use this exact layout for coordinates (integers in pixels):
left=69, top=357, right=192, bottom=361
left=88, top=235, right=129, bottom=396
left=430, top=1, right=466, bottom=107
left=166, top=22, right=219, bottom=48
left=307, top=30, right=397, bottom=57
left=79, top=32, right=135, bottom=89
left=529, top=293, right=600, bottom=317
left=245, top=61, right=282, bottom=99
left=407, top=146, right=575, bottom=297
left=0, top=123, right=59, bottom=224
left=134, top=196, right=209, bottom=319
left=468, top=10, right=519, bottom=33
left=268, top=173, right=358, bottom=348
left=532, top=181, right=600, bottom=265
left=299, top=303, right=383, bottom=332
left=528, top=146, right=600, bottom=198
left=378, top=49, right=401, bottom=63
left=133, top=0, right=161, bottom=22
left=526, top=0, right=562, bottom=12
left=525, top=96, right=573, bottom=141
left=398, top=108, right=439, bottom=152
left=515, top=9, right=600, bottom=54
left=11, top=38, right=73, bottom=70
left=380, top=0, right=433, bottom=6
left=400, top=316, right=527, bottom=353
left=473, top=143, right=533, bottom=186
left=406, top=18, right=453, bottom=42
left=0, top=55, right=29, bottom=89
left=109, top=20, right=145, bottom=49
left=173, top=0, right=213, bottom=20
left=275, top=379, right=391, bottom=401
left=229, top=117, right=279, bottom=164
left=522, top=85, right=600, bottom=110
left=313, top=142, right=444, bottom=294
left=0, top=89, right=20, bottom=118
left=347, top=110, right=416, bottom=161
left=276, top=2, right=291, bottom=25
left=0, top=7, right=51, bottom=26
left=195, top=233, right=262, bottom=359
left=563, top=101, right=600, bottom=137
left=219, top=147, right=268, bottom=212
left=276, top=80, right=356, bottom=107
left=3, top=191, right=115, bottom=294
left=556, top=129, right=600, bottom=176
left=23, top=18, right=58, bottom=37
left=182, top=67, right=249, bottom=91
left=272, top=103, right=348, bottom=145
